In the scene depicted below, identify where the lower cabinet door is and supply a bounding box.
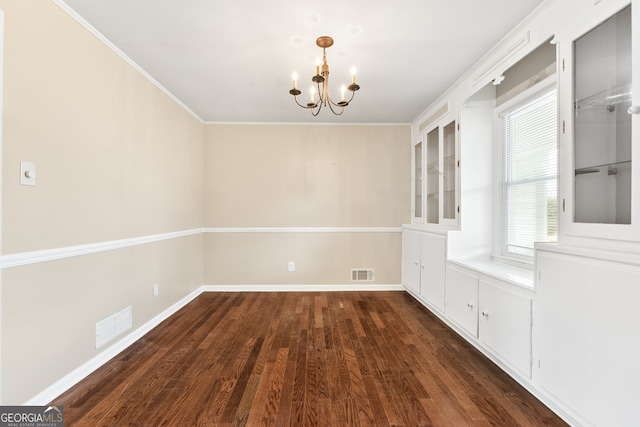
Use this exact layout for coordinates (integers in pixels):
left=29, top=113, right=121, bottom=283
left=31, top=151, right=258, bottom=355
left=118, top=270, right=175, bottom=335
left=420, top=232, right=446, bottom=313
left=536, top=250, right=640, bottom=426
left=402, top=229, right=421, bottom=294
left=478, top=279, right=532, bottom=378
left=445, top=265, right=478, bottom=338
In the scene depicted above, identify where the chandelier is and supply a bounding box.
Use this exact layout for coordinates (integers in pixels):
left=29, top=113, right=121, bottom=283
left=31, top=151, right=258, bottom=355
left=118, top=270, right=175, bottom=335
left=289, top=36, right=360, bottom=116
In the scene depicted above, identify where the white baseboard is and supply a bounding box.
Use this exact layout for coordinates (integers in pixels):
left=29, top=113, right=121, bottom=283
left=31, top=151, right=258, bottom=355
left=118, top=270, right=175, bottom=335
left=24, top=287, right=204, bottom=405
left=201, top=284, right=404, bottom=292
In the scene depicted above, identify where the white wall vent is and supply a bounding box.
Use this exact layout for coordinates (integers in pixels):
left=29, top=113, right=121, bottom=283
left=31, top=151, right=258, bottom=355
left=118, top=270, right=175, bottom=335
left=351, top=269, right=374, bottom=282
left=96, top=306, right=132, bottom=349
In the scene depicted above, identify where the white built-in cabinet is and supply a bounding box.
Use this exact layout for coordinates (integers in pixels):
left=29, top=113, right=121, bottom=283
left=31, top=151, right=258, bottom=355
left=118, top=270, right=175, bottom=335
left=403, top=229, right=534, bottom=379
left=411, top=115, right=460, bottom=228
left=445, top=263, right=533, bottom=379
left=406, top=1, right=640, bottom=425
left=401, top=228, right=446, bottom=314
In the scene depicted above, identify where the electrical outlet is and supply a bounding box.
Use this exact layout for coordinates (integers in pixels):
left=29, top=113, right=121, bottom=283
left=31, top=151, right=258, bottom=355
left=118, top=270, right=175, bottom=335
left=287, top=261, right=295, bottom=272
left=153, top=283, right=159, bottom=298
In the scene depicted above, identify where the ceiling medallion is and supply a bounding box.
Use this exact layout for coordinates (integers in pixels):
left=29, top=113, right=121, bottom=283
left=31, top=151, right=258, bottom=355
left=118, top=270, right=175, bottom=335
left=289, top=36, right=360, bottom=116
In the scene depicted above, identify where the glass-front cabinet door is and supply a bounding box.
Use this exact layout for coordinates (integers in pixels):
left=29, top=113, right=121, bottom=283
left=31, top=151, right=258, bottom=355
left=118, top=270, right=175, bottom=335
left=426, top=127, right=440, bottom=224
left=560, top=2, right=640, bottom=242
left=412, top=138, right=423, bottom=222
left=442, top=121, right=458, bottom=223
left=574, top=5, right=632, bottom=225
left=411, top=115, right=460, bottom=228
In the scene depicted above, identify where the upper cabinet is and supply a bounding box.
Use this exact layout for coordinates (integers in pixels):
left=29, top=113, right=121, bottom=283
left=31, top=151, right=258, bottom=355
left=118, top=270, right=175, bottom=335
left=412, top=112, right=460, bottom=228
left=560, top=2, right=640, bottom=242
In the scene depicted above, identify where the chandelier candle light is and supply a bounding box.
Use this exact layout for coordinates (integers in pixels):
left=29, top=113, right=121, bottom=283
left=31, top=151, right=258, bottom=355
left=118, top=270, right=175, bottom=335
left=289, top=36, right=360, bottom=116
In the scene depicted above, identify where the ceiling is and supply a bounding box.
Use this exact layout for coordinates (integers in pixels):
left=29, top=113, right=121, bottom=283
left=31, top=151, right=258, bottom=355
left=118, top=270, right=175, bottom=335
left=58, top=0, right=545, bottom=124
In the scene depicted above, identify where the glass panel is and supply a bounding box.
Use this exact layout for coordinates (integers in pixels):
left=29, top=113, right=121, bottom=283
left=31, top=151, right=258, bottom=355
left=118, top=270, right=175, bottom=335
left=442, top=121, right=456, bottom=220
left=414, top=141, right=422, bottom=218
left=426, top=127, right=440, bottom=224
left=574, top=5, right=632, bottom=224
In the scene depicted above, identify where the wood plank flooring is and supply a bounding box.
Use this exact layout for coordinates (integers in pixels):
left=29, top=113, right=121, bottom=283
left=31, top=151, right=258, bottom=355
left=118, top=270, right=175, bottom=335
left=53, top=292, right=568, bottom=426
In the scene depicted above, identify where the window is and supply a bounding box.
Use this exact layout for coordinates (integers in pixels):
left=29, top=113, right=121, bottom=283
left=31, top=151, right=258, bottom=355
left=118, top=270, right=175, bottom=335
left=500, top=88, right=557, bottom=259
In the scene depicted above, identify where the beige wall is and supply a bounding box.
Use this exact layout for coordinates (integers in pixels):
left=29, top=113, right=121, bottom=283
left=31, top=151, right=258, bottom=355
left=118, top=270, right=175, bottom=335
left=204, top=125, right=411, bottom=285
left=2, top=235, right=203, bottom=404
left=2, top=0, right=204, bottom=253
left=204, top=232, right=402, bottom=285
left=0, top=0, right=204, bottom=403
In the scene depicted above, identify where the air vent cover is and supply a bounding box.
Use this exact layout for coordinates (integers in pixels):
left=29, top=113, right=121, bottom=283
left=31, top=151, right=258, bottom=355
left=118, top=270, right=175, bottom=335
left=351, top=269, right=374, bottom=282
left=96, top=306, right=132, bottom=349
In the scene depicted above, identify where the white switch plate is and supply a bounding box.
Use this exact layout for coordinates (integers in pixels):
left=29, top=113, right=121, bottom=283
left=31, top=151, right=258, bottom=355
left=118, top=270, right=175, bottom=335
left=20, top=161, right=36, bottom=186
left=153, top=283, right=159, bottom=298
left=288, top=261, right=295, bottom=272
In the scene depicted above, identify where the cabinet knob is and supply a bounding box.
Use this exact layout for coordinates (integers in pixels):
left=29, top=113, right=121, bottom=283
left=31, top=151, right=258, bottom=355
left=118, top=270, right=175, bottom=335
left=482, top=311, right=490, bottom=317
left=628, top=105, right=640, bottom=115
left=466, top=302, right=474, bottom=308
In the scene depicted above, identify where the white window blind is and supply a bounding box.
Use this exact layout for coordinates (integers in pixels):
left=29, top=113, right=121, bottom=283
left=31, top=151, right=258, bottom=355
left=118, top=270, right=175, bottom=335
left=502, top=89, right=557, bottom=258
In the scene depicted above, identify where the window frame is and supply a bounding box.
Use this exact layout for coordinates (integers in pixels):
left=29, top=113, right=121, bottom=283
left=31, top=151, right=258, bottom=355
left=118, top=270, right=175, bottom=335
left=493, top=77, right=558, bottom=266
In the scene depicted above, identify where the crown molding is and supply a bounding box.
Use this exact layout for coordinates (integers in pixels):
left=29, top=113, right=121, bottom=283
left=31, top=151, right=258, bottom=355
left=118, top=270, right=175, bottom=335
left=51, top=0, right=204, bottom=124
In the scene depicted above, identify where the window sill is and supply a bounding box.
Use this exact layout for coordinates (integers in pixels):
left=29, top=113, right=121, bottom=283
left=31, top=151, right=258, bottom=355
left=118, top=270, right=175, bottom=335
left=448, top=257, right=534, bottom=290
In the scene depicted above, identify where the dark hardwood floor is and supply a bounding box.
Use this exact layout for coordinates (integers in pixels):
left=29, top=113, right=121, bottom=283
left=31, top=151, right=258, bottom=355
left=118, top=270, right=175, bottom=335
left=53, top=292, right=567, bottom=426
